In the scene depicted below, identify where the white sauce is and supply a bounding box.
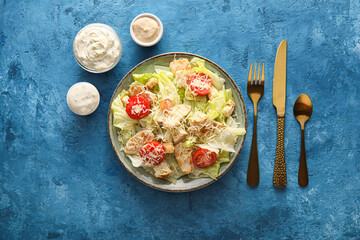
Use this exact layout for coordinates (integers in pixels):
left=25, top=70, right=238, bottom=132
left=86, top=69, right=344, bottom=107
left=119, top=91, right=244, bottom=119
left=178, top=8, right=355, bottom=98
left=67, top=82, right=100, bottom=116
left=73, top=24, right=121, bottom=72
left=131, top=17, right=160, bottom=43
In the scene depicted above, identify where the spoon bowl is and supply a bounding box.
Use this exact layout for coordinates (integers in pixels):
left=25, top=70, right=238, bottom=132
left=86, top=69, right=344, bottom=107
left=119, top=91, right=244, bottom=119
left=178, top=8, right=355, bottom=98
left=294, top=94, right=313, bottom=128
left=293, top=94, right=313, bottom=187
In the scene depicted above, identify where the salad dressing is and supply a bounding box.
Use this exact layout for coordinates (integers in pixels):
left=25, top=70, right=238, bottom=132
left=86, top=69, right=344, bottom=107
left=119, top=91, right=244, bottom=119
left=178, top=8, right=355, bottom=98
left=73, top=24, right=121, bottom=72
left=67, top=82, right=100, bottom=116
left=131, top=17, right=160, bottom=43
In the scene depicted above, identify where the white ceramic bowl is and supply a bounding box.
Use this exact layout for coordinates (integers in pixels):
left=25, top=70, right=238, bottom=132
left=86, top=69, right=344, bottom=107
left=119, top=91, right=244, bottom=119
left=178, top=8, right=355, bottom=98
left=130, top=13, right=163, bottom=47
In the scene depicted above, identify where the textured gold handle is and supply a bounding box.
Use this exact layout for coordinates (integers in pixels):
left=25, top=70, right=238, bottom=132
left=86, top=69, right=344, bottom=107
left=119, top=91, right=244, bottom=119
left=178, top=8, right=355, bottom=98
left=273, top=117, right=287, bottom=188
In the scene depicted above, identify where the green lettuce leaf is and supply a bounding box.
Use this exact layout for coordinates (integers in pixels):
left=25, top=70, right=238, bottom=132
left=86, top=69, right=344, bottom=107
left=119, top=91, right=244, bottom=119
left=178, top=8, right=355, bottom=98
left=177, top=87, right=186, bottom=101
left=158, top=72, right=181, bottom=104
left=207, top=126, right=246, bottom=153
left=202, top=162, right=221, bottom=179
left=132, top=73, right=158, bottom=85
left=188, top=150, right=230, bottom=180
left=227, top=127, right=246, bottom=136
left=183, top=89, right=208, bottom=112
left=223, top=88, right=234, bottom=102
left=183, top=136, right=197, bottom=148
left=218, top=150, right=230, bottom=163
left=166, top=156, right=185, bottom=183
left=189, top=162, right=221, bottom=179
left=202, top=89, right=235, bottom=120
left=190, top=57, right=205, bottom=68
left=203, top=90, right=228, bottom=119
left=117, top=129, right=133, bottom=145
left=154, top=65, right=174, bottom=78
left=111, top=94, right=138, bottom=131
left=119, top=90, right=129, bottom=98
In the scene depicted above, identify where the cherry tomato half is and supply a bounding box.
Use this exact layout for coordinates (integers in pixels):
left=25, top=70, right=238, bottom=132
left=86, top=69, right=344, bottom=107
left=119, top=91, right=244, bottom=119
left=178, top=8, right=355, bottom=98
left=140, top=141, right=165, bottom=165
left=188, top=73, right=212, bottom=95
left=192, top=148, right=217, bottom=168
left=126, top=95, right=150, bottom=120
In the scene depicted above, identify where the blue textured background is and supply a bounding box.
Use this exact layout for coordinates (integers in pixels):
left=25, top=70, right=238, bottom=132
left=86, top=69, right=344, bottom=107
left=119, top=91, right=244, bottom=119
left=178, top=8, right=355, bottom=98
left=1, top=0, right=359, bottom=239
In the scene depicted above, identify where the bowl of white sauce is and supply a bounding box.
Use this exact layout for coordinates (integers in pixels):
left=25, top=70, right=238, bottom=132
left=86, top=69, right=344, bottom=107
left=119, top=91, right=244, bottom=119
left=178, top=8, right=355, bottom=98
left=73, top=23, right=122, bottom=73
left=130, top=13, right=163, bottom=47
left=67, top=82, right=100, bottom=116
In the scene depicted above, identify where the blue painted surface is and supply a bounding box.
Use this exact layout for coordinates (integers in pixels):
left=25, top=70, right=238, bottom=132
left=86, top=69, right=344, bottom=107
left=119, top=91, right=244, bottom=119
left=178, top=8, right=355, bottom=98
left=1, top=0, right=359, bottom=239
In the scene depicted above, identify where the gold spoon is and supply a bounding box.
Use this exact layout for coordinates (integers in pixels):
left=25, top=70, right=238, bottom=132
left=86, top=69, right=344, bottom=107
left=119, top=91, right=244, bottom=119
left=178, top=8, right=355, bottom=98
left=293, top=94, right=313, bottom=187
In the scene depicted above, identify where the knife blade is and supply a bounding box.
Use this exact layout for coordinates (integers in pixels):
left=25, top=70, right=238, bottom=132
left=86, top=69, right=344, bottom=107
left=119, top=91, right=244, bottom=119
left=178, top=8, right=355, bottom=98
left=273, top=40, right=287, bottom=189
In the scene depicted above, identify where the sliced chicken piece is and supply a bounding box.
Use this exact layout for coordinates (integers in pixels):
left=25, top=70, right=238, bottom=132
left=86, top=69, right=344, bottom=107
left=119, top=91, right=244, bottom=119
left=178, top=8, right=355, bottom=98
left=162, top=142, right=174, bottom=153
left=188, top=111, right=224, bottom=137
left=170, top=58, right=192, bottom=73
left=138, top=91, right=158, bottom=105
left=160, top=99, right=174, bottom=113
left=172, top=128, right=188, bottom=145
left=157, top=105, right=192, bottom=128
left=170, top=59, right=193, bottom=88
left=173, top=104, right=192, bottom=117
left=222, top=99, right=235, bottom=118
left=208, top=86, right=219, bottom=100
left=174, top=143, right=194, bottom=174
left=145, top=77, right=158, bottom=91
left=129, top=85, right=144, bottom=96
left=153, top=160, right=173, bottom=179
left=120, top=95, right=129, bottom=108
left=174, top=69, right=192, bottom=88
left=124, top=130, right=154, bottom=154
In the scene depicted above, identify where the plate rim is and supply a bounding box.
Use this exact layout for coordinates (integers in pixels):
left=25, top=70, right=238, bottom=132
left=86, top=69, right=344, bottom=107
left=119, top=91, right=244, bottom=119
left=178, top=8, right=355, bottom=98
left=107, top=52, right=247, bottom=193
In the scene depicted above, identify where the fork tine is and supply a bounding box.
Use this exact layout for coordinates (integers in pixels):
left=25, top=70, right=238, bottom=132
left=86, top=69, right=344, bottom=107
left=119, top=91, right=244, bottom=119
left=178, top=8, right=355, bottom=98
left=261, top=62, right=265, bottom=86
left=248, top=62, right=253, bottom=84
left=257, top=62, right=260, bottom=84
left=253, top=62, right=257, bottom=84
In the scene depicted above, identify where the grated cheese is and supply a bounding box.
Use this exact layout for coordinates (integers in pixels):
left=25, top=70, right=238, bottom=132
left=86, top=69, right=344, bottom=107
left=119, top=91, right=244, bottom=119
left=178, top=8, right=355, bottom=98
left=187, top=111, right=224, bottom=143
left=115, top=57, right=245, bottom=182
left=131, top=104, right=146, bottom=115
left=189, top=74, right=211, bottom=93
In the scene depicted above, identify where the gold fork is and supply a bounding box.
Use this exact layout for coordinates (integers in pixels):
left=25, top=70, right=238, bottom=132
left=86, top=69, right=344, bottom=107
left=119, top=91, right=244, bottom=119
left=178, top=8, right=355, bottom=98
left=247, top=62, right=265, bottom=187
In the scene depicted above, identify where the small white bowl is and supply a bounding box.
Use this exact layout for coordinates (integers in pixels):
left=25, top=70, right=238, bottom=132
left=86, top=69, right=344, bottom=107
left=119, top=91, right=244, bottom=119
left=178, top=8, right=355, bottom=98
left=130, top=13, right=163, bottom=47
left=67, top=82, right=100, bottom=116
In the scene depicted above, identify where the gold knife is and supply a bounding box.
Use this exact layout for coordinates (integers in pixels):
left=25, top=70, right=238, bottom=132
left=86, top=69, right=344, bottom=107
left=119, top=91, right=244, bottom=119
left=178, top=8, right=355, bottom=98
left=273, top=40, right=287, bottom=188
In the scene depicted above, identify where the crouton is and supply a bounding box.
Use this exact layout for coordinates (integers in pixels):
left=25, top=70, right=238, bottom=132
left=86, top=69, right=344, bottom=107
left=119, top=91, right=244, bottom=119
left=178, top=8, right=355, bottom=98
left=124, top=130, right=154, bottom=154
left=144, top=77, right=158, bottom=91
left=129, top=85, right=144, bottom=96
left=222, top=99, right=235, bottom=118
left=153, top=161, right=173, bottom=179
